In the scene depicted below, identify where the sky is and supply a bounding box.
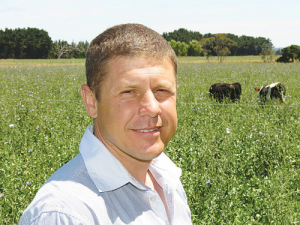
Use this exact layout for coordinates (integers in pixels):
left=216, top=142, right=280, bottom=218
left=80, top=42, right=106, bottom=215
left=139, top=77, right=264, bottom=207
left=1, top=0, right=300, bottom=48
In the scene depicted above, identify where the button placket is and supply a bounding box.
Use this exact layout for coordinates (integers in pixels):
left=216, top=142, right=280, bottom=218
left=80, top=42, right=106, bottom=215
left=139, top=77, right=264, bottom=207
left=150, top=196, right=157, bottom=202
left=148, top=190, right=169, bottom=224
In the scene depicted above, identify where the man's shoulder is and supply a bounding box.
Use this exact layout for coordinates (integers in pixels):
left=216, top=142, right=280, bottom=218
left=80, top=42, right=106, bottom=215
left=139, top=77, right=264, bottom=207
left=18, top=197, right=91, bottom=224
left=47, top=153, right=85, bottom=182
left=19, top=154, right=101, bottom=224
left=30, top=153, right=100, bottom=206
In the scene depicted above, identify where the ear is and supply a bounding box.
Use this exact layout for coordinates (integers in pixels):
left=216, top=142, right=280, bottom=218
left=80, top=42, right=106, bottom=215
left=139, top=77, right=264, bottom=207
left=81, top=84, right=98, bottom=118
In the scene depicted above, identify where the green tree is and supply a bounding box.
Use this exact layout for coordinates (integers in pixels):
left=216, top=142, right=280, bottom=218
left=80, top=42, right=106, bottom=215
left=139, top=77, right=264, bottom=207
left=201, top=49, right=211, bottom=61
left=53, top=40, right=69, bottom=59
left=199, top=34, right=237, bottom=62
left=187, top=40, right=202, bottom=56
left=260, top=48, right=276, bottom=63
left=276, top=45, right=300, bottom=62
left=202, top=33, right=213, bottom=39
left=198, top=36, right=214, bottom=57
left=236, top=35, right=256, bottom=55
left=168, top=40, right=188, bottom=56
left=226, top=33, right=239, bottom=55
left=74, top=41, right=89, bottom=58
left=0, top=28, right=52, bottom=59
left=163, top=28, right=274, bottom=56
left=26, top=28, right=53, bottom=59
left=234, top=36, right=273, bottom=56
left=0, top=29, right=16, bottom=58
left=49, top=40, right=89, bottom=59
left=255, top=37, right=273, bottom=55
left=163, top=28, right=202, bottom=43
left=67, top=42, right=79, bottom=58
left=260, top=43, right=276, bottom=63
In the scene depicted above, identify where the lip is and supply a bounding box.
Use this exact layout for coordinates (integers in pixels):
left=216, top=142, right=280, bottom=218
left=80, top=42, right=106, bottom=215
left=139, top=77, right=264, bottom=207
left=132, top=127, right=161, bottom=133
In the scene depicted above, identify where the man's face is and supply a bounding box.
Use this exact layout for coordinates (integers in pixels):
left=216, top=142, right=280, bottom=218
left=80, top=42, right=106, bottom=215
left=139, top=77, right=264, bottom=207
left=94, top=56, right=177, bottom=163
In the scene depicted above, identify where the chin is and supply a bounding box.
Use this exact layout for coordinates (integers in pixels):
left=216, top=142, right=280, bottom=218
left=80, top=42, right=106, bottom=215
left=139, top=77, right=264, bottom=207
left=135, top=153, right=162, bottom=162
left=139, top=145, right=165, bottom=160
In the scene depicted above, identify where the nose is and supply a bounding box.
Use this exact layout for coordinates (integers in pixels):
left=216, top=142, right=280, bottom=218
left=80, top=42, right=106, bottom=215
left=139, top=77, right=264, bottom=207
left=138, top=91, right=162, bottom=118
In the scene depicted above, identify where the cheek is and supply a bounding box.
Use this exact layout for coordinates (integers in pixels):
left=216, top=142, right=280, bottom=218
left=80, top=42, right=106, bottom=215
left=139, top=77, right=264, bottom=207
left=115, top=101, right=138, bottom=121
left=162, top=102, right=177, bottom=125
left=163, top=99, right=177, bottom=115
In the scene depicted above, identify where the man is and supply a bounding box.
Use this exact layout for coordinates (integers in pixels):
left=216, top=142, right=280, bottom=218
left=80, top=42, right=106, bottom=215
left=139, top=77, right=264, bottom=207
left=19, top=24, right=192, bottom=225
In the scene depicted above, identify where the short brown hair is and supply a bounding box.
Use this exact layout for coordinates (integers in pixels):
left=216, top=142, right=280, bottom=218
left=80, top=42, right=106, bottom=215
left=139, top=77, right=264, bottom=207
left=85, top=23, right=177, bottom=100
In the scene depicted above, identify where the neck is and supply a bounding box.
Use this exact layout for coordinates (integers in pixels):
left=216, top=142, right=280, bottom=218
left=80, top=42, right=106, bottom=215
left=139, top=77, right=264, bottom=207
left=121, top=157, right=152, bottom=185
left=93, top=123, right=152, bottom=185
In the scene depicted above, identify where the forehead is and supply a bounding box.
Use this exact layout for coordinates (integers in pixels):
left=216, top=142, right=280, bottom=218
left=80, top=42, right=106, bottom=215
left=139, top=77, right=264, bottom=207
left=105, top=56, right=176, bottom=81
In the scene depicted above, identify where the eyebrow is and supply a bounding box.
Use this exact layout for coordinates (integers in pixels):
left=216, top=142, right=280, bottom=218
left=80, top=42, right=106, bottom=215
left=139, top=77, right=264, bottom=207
left=120, top=80, right=175, bottom=90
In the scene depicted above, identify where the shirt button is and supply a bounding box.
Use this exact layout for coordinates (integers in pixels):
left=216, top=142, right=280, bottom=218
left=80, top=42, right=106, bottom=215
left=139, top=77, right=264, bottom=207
left=150, top=196, right=156, bottom=201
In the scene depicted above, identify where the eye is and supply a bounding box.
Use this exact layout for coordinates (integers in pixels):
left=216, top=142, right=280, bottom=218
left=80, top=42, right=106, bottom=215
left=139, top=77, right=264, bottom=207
left=120, top=89, right=139, bottom=99
left=155, top=88, right=175, bottom=99
left=122, top=90, right=133, bottom=94
left=156, top=87, right=175, bottom=94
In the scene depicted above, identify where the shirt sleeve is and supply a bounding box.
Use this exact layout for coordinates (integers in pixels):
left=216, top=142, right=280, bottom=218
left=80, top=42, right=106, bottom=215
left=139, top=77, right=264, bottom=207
left=19, top=211, right=87, bottom=225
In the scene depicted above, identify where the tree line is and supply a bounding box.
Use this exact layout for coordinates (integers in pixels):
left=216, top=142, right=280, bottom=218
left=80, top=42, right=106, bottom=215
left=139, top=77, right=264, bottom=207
left=163, top=28, right=300, bottom=62
left=163, top=28, right=274, bottom=57
left=0, top=28, right=89, bottom=59
left=276, top=45, right=300, bottom=62
left=0, top=27, right=299, bottom=63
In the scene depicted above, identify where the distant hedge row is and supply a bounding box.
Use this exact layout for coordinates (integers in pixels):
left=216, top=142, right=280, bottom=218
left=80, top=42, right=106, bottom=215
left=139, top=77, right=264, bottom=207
left=1, top=27, right=297, bottom=60
left=163, top=28, right=274, bottom=56
left=0, top=28, right=88, bottom=59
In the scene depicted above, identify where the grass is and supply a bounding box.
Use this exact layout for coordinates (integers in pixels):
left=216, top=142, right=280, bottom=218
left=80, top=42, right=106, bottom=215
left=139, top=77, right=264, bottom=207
left=0, top=58, right=86, bottom=67
left=0, top=59, right=299, bottom=224
left=177, top=55, right=279, bottom=64
left=0, top=55, right=277, bottom=67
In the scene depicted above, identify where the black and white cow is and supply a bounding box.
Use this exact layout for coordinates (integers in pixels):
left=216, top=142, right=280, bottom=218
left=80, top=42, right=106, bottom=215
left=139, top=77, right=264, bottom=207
left=255, top=82, right=286, bottom=104
left=209, top=82, right=242, bottom=103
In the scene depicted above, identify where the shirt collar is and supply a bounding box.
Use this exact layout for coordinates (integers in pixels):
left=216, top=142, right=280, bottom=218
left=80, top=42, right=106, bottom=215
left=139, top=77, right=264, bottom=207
left=79, top=126, right=182, bottom=192
left=149, top=151, right=182, bottom=190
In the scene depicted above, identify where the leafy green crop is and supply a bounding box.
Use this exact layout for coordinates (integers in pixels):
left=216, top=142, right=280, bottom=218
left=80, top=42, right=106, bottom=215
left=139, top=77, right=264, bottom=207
left=0, top=62, right=299, bottom=224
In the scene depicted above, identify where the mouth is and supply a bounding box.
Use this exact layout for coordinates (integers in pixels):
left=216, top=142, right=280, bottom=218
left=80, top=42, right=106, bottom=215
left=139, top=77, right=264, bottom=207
left=135, top=127, right=160, bottom=133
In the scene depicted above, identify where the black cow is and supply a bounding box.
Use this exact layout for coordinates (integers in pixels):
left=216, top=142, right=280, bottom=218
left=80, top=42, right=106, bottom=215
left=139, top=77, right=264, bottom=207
left=255, top=82, right=286, bottom=104
left=209, top=82, right=242, bottom=103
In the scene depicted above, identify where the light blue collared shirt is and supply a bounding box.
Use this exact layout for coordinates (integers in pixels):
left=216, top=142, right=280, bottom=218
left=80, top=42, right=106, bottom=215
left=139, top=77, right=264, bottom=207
left=19, top=126, right=192, bottom=225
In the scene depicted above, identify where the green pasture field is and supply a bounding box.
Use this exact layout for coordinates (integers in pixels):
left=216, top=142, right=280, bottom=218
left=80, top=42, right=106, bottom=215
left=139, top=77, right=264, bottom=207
left=0, top=58, right=86, bottom=67
left=178, top=55, right=272, bottom=64
left=0, top=55, right=277, bottom=67
left=0, top=59, right=299, bottom=224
